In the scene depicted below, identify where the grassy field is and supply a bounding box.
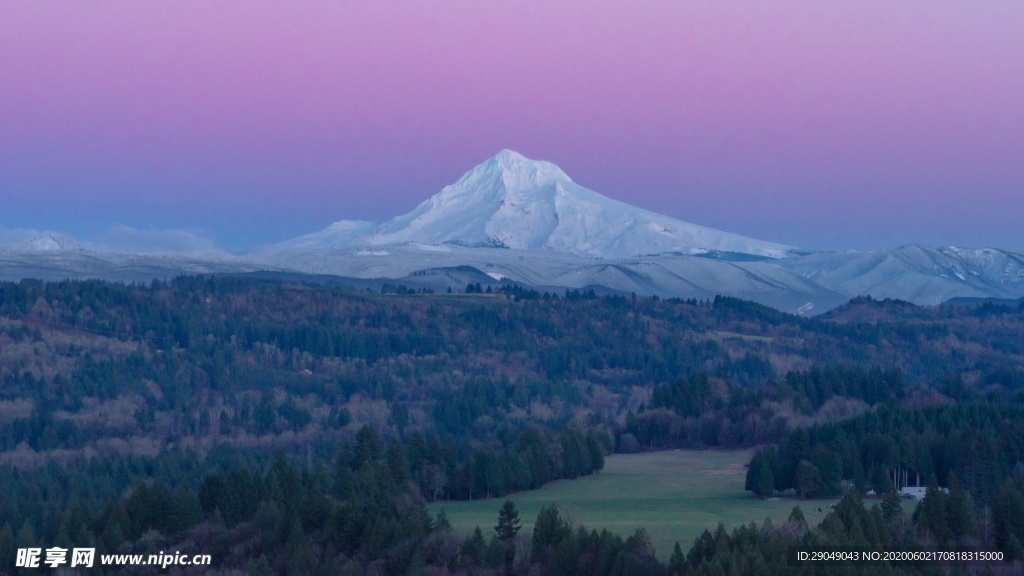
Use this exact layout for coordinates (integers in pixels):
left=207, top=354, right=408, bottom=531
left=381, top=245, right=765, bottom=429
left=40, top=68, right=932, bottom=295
left=428, top=449, right=831, bottom=559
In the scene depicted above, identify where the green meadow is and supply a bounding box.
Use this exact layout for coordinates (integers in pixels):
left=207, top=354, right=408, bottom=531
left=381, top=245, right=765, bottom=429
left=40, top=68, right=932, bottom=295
left=429, top=449, right=829, bottom=559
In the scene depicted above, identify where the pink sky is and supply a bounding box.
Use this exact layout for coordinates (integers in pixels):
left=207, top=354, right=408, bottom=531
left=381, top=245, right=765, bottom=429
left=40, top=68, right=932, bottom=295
left=2, top=2, right=1022, bottom=251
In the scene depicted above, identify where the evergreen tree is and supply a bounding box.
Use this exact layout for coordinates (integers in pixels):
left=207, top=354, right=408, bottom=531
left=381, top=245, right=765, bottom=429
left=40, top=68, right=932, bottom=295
left=495, top=500, right=521, bottom=575
left=794, top=460, right=821, bottom=499
left=495, top=500, right=521, bottom=541
left=882, top=486, right=903, bottom=521
left=917, top=477, right=952, bottom=545
left=353, top=425, right=382, bottom=469
left=246, top=554, right=273, bottom=576
left=461, top=526, right=487, bottom=564
left=994, top=479, right=1024, bottom=559
left=745, top=453, right=775, bottom=497
left=787, top=506, right=808, bottom=531
left=433, top=508, right=451, bottom=531
left=0, top=523, right=14, bottom=574
left=484, top=536, right=505, bottom=569
left=532, top=504, right=568, bottom=561
left=947, top=472, right=976, bottom=543
left=669, top=541, right=686, bottom=575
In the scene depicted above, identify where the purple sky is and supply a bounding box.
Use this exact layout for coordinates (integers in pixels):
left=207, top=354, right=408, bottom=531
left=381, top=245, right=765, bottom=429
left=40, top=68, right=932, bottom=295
left=2, top=2, right=1023, bottom=252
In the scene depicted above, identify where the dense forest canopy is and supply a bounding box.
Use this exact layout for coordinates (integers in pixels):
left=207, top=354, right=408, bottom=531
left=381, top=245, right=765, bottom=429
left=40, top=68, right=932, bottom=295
left=1, top=277, right=1023, bottom=574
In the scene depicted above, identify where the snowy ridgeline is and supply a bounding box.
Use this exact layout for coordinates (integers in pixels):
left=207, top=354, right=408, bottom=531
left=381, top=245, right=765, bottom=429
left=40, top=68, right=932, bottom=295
left=3, top=151, right=1024, bottom=313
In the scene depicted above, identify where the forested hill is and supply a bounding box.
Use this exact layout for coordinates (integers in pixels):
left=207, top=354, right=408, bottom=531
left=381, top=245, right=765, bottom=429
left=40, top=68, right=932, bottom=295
left=1, top=278, right=1023, bottom=574
left=2, top=279, right=1023, bottom=465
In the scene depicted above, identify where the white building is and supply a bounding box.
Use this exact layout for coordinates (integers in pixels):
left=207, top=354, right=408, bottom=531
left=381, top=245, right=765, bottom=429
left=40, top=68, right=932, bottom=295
left=899, top=486, right=948, bottom=500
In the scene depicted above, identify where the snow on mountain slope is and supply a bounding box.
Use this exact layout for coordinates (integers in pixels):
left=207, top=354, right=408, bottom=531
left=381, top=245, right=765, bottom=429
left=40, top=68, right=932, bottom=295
left=0, top=234, right=280, bottom=283
left=261, top=150, right=799, bottom=260
left=2, top=233, right=84, bottom=253
left=777, top=245, right=1024, bottom=305
left=252, top=241, right=847, bottom=313
left=255, top=220, right=377, bottom=261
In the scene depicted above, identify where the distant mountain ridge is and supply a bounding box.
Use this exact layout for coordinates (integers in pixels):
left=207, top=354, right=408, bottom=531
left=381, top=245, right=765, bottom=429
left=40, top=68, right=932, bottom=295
left=5, top=232, right=83, bottom=252
left=0, top=232, right=276, bottom=283
left=3, top=150, right=1024, bottom=314
left=777, top=244, right=1024, bottom=305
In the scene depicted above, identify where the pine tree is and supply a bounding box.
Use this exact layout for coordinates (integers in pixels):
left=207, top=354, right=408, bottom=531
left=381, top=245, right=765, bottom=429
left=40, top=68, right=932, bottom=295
left=14, top=521, right=36, bottom=553
left=787, top=506, right=808, bottom=530
left=917, top=477, right=952, bottom=545
left=484, top=536, right=505, bottom=569
left=994, top=479, right=1024, bottom=559
left=495, top=500, right=521, bottom=541
left=669, top=541, right=686, bottom=575
left=461, top=526, right=487, bottom=563
left=0, top=523, right=15, bottom=573
left=794, top=460, right=821, bottom=499
left=948, top=472, right=977, bottom=542
left=687, top=529, right=715, bottom=568
left=532, top=505, right=567, bottom=561
left=386, top=440, right=411, bottom=483
left=745, top=453, right=775, bottom=498
left=882, top=486, right=903, bottom=521
left=553, top=532, right=580, bottom=576
left=246, top=554, right=273, bottom=576
left=495, top=500, right=521, bottom=575
left=353, top=425, right=382, bottom=469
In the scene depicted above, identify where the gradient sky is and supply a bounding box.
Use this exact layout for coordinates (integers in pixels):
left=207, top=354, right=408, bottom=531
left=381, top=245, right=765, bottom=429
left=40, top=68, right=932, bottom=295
left=2, top=2, right=1023, bottom=252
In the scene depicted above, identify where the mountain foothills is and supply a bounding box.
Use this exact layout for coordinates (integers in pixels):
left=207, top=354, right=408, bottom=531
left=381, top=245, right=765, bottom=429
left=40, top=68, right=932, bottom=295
left=1, top=278, right=1024, bottom=573
left=3, top=150, right=1024, bottom=314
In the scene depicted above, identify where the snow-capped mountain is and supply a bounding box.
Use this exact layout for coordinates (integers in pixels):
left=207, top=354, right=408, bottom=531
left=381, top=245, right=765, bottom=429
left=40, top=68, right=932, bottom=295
left=261, top=150, right=799, bottom=260
left=5, top=152, right=1024, bottom=314
left=244, top=151, right=1024, bottom=312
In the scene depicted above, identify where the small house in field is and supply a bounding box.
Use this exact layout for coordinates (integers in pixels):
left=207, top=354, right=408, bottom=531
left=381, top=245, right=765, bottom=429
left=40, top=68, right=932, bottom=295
left=900, top=486, right=948, bottom=500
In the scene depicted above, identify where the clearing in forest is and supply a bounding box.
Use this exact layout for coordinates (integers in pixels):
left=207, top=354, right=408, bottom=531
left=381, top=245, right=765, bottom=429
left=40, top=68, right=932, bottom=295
left=429, top=448, right=823, bottom=559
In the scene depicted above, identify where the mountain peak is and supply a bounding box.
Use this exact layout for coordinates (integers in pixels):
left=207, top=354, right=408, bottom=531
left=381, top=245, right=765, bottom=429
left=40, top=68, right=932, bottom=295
left=491, top=149, right=527, bottom=163
left=471, top=149, right=572, bottom=188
